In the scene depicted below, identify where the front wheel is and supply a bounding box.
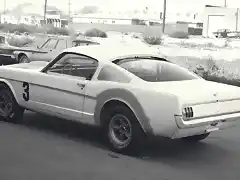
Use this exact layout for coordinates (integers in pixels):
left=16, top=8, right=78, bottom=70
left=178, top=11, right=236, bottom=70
left=182, top=133, right=210, bottom=142
left=19, top=54, right=29, bottom=63
left=0, top=85, right=24, bottom=123
left=102, top=105, right=146, bottom=155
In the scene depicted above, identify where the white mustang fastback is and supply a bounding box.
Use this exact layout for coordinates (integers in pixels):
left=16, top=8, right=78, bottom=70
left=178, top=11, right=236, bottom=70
left=0, top=44, right=240, bottom=154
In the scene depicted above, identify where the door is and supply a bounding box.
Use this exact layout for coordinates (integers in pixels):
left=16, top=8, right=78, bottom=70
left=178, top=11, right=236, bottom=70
left=31, top=38, right=60, bottom=61
left=208, top=15, right=225, bottom=37
left=29, top=52, right=99, bottom=123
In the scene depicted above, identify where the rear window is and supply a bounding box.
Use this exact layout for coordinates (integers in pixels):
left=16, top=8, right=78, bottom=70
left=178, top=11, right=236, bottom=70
left=118, top=59, right=200, bottom=82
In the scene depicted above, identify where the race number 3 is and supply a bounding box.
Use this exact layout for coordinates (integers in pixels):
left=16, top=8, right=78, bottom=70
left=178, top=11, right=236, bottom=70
left=22, top=82, right=29, bottom=101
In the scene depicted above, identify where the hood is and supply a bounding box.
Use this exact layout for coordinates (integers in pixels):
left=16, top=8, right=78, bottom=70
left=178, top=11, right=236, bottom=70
left=0, top=45, right=47, bottom=54
left=146, top=79, right=240, bottom=105
left=6, top=61, right=49, bottom=71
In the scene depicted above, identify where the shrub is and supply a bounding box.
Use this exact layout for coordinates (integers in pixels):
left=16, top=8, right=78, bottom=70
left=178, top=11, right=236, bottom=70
left=203, top=74, right=240, bottom=87
left=169, top=31, right=189, bottom=39
left=0, top=23, right=36, bottom=34
left=46, top=26, right=69, bottom=35
left=84, top=28, right=107, bottom=38
left=6, top=34, right=34, bottom=47
left=143, top=36, right=163, bottom=45
left=224, top=38, right=231, bottom=47
left=0, top=23, right=70, bottom=36
left=204, top=57, right=224, bottom=76
left=192, top=64, right=240, bottom=87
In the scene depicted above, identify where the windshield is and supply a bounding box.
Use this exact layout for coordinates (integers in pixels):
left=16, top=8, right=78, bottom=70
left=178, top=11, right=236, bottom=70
left=118, top=59, right=200, bottom=82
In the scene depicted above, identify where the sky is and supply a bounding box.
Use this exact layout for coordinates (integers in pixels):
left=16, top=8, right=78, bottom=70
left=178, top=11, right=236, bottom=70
left=0, top=0, right=239, bottom=14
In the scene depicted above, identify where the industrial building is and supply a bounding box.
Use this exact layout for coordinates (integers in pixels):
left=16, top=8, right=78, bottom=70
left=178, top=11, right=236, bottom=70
left=203, top=5, right=240, bottom=37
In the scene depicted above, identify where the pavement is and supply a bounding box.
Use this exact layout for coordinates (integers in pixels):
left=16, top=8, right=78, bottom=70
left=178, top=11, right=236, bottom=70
left=1, top=111, right=240, bottom=180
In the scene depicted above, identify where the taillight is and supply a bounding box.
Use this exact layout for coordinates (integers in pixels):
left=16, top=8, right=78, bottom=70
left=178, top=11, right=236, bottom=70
left=182, top=107, right=194, bottom=119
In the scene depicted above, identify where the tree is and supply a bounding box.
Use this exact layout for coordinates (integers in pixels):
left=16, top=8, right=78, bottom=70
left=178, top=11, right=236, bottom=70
left=79, top=6, right=98, bottom=14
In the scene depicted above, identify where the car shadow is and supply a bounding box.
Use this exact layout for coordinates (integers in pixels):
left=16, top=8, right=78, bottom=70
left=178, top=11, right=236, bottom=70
left=20, top=111, right=107, bottom=150
left=137, top=135, right=232, bottom=169
left=15, top=111, right=231, bottom=165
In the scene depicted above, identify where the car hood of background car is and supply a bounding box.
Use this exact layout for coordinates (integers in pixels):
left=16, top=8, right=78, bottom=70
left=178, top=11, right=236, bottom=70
left=0, top=45, right=48, bottom=54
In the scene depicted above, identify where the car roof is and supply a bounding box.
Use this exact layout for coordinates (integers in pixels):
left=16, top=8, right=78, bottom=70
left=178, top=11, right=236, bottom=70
left=64, top=44, right=166, bottom=62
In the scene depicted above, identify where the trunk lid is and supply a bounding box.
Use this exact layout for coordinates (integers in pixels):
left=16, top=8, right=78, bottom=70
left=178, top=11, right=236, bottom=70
left=147, top=79, right=240, bottom=119
left=147, top=79, right=240, bottom=105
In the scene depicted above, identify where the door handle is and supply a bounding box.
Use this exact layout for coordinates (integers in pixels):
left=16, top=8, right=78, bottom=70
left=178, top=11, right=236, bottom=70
left=77, top=82, right=86, bottom=89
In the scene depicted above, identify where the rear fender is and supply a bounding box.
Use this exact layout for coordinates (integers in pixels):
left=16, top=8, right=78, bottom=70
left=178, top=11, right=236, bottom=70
left=94, top=88, right=154, bottom=135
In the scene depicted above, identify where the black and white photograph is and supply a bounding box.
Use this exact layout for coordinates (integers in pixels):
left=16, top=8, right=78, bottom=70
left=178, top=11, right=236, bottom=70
left=1, top=0, right=240, bottom=179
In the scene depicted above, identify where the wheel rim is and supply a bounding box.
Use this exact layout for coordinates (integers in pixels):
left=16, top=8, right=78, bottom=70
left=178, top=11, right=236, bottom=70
left=0, top=90, right=13, bottom=117
left=108, top=114, right=132, bottom=147
left=20, top=56, right=28, bottom=63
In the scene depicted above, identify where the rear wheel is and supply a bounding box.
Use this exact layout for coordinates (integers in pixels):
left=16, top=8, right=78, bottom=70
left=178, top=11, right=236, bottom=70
left=182, top=133, right=210, bottom=142
left=19, top=54, right=29, bottom=63
left=0, top=85, right=24, bottom=123
left=102, top=105, right=146, bottom=155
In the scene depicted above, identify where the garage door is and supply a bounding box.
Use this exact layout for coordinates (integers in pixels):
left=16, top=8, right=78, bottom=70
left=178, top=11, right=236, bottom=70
left=208, top=15, right=225, bottom=36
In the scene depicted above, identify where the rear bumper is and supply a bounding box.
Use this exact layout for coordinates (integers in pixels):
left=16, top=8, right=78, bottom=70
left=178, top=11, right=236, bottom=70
left=0, top=54, right=17, bottom=65
left=172, top=113, right=240, bottom=139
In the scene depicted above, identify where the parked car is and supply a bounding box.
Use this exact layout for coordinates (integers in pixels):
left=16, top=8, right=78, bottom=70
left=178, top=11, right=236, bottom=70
left=213, top=29, right=230, bottom=38
left=0, top=35, right=17, bottom=65
left=212, top=29, right=240, bottom=38
left=0, top=35, right=99, bottom=64
left=0, top=44, right=240, bottom=154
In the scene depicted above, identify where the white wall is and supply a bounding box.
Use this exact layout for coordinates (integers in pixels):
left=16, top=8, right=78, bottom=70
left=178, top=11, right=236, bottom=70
left=203, top=6, right=238, bottom=37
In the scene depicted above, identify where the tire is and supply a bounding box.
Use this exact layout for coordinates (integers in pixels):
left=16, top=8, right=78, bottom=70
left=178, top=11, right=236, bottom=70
left=0, top=84, right=24, bottom=123
left=102, top=105, right=146, bottom=155
left=19, top=54, right=29, bottom=63
left=182, top=133, right=210, bottom=142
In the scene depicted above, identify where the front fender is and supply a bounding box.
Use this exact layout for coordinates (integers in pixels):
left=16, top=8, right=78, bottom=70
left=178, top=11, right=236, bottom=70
left=13, top=51, right=29, bottom=61
left=0, top=78, right=19, bottom=103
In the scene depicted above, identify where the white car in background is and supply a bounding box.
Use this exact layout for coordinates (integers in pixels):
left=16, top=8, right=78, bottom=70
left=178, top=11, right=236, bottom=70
left=0, top=44, right=240, bottom=154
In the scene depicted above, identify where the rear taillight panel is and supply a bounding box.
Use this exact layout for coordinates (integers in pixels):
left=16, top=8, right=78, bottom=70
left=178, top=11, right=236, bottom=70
left=182, top=107, right=194, bottom=120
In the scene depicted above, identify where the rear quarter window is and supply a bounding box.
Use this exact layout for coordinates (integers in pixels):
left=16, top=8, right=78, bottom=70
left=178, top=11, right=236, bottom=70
left=118, top=59, right=199, bottom=82
left=97, top=65, right=131, bottom=83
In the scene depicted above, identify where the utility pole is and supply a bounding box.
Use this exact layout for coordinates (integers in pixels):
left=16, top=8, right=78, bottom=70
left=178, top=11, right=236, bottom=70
left=162, top=0, right=167, bottom=33
left=224, top=0, right=227, bottom=7
left=44, top=0, right=47, bottom=24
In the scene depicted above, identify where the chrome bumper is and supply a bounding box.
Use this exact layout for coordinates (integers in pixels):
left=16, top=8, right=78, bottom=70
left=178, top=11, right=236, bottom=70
left=172, top=113, right=240, bottom=139
left=0, top=54, right=15, bottom=58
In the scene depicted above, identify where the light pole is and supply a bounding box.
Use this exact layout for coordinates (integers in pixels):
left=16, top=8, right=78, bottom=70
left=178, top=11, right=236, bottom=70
left=162, top=0, right=167, bottom=33
left=44, top=0, right=47, bottom=24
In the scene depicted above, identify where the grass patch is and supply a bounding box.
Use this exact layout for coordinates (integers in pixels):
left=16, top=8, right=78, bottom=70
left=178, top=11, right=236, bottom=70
left=169, top=31, right=189, bottom=39
left=203, top=74, right=240, bottom=87
left=143, top=36, right=163, bottom=45
left=0, top=23, right=70, bottom=36
left=84, top=28, right=107, bottom=38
